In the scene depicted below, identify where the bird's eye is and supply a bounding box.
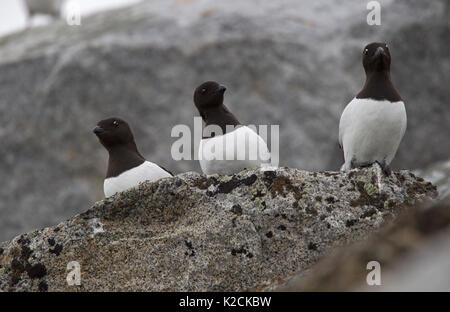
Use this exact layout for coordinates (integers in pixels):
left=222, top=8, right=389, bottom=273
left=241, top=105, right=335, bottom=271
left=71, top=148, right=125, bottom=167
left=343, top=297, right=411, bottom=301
left=364, top=48, right=368, bottom=55
left=201, top=88, right=206, bottom=94
left=112, top=120, right=119, bottom=127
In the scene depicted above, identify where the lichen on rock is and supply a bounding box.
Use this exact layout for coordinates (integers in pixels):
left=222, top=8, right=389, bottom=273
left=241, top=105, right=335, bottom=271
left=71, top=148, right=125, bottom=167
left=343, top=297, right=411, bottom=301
left=0, top=166, right=438, bottom=292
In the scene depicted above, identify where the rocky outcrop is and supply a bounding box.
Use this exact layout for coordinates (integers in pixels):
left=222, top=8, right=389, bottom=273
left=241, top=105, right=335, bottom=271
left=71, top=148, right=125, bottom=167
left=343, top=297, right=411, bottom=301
left=0, top=0, right=449, bottom=242
left=415, top=158, right=450, bottom=200
left=0, top=166, right=437, bottom=291
left=270, top=197, right=450, bottom=291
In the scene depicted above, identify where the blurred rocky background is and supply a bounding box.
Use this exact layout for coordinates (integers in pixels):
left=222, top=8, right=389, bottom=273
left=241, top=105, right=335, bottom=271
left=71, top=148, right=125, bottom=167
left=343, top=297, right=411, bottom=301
left=0, top=0, right=448, bottom=242
left=270, top=197, right=450, bottom=292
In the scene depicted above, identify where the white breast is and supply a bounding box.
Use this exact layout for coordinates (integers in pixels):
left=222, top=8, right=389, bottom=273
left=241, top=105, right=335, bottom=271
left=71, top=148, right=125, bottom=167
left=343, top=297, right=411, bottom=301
left=104, top=161, right=172, bottom=197
left=339, top=98, right=407, bottom=170
left=198, top=126, right=271, bottom=175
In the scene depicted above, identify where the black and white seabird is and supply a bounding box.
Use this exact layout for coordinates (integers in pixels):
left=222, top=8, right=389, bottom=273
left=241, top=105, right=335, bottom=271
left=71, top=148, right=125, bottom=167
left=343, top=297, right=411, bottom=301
left=339, top=42, right=407, bottom=175
left=194, top=81, right=271, bottom=175
left=93, top=117, right=172, bottom=197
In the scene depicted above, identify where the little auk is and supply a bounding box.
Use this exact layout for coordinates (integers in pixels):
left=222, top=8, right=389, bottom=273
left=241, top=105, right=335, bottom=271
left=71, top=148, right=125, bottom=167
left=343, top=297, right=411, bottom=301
left=93, top=117, right=172, bottom=197
left=339, top=42, right=407, bottom=175
left=194, top=81, right=271, bottom=175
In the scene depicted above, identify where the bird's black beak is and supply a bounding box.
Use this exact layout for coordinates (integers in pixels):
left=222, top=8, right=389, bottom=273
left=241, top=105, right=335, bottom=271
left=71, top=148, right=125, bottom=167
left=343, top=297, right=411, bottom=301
left=93, top=126, right=104, bottom=135
left=217, top=85, right=227, bottom=94
left=374, top=47, right=385, bottom=57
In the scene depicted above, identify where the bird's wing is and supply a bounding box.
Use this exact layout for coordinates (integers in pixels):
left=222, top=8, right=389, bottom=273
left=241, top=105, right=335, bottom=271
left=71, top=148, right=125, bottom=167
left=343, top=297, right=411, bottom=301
left=338, top=99, right=355, bottom=150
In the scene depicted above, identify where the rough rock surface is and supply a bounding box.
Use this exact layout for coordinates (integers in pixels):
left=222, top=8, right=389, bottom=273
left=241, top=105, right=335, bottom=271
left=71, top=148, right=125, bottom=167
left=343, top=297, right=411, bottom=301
left=270, top=197, right=450, bottom=291
left=0, top=0, right=449, bottom=242
left=415, top=158, right=450, bottom=201
left=0, top=166, right=437, bottom=291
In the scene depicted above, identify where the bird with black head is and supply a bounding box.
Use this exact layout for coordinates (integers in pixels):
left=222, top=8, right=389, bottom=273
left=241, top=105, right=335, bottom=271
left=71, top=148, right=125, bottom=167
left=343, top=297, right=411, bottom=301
left=193, top=81, right=271, bottom=175
left=339, top=42, right=407, bottom=175
left=94, top=117, right=172, bottom=197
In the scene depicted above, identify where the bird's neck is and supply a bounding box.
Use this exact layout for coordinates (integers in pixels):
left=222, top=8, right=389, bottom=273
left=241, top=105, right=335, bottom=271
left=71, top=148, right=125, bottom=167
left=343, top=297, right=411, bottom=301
left=357, top=70, right=402, bottom=102
left=106, top=143, right=145, bottom=178
left=201, top=105, right=241, bottom=138
left=366, top=70, right=391, bottom=84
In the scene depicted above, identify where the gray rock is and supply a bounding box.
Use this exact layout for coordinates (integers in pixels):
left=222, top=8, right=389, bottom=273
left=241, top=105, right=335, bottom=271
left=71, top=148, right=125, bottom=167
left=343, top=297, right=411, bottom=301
left=270, top=197, right=449, bottom=291
left=0, top=0, right=448, bottom=242
left=414, top=158, right=450, bottom=200
left=0, top=166, right=438, bottom=291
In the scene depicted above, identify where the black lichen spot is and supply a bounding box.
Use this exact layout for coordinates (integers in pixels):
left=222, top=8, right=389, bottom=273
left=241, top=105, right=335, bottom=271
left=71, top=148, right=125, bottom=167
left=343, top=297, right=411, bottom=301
left=231, top=247, right=247, bottom=256
left=319, top=214, right=327, bottom=221
left=231, top=204, right=242, bottom=216
left=247, top=252, right=254, bottom=258
left=264, top=171, right=277, bottom=179
left=184, top=240, right=195, bottom=257
left=185, top=241, right=193, bottom=249
left=50, top=244, right=63, bottom=256
left=20, top=245, right=33, bottom=261
left=360, top=208, right=377, bottom=219
left=315, top=196, right=322, bottom=202
left=263, top=170, right=277, bottom=187
left=194, top=177, right=216, bottom=190
left=242, top=174, right=257, bottom=186
left=269, top=176, right=304, bottom=199
left=47, top=238, right=55, bottom=246
left=346, top=219, right=357, bottom=227
left=277, top=225, right=286, bottom=231
left=11, top=259, right=25, bottom=272
left=265, top=231, right=273, bottom=238
left=217, top=180, right=238, bottom=193
left=17, top=236, right=30, bottom=246
left=38, top=281, right=48, bottom=292
left=53, top=227, right=60, bottom=232
left=308, top=242, right=318, bottom=250
left=325, top=196, right=336, bottom=204
left=26, top=263, right=47, bottom=279
left=292, top=202, right=298, bottom=208
left=216, top=175, right=257, bottom=194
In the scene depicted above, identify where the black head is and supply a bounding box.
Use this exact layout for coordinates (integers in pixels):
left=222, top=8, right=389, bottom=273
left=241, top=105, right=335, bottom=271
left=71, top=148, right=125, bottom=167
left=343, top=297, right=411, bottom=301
left=362, top=42, right=391, bottom=73
left=93, top=117, right=135, bottom=150
left=193, top=81, right=227, bottom=111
